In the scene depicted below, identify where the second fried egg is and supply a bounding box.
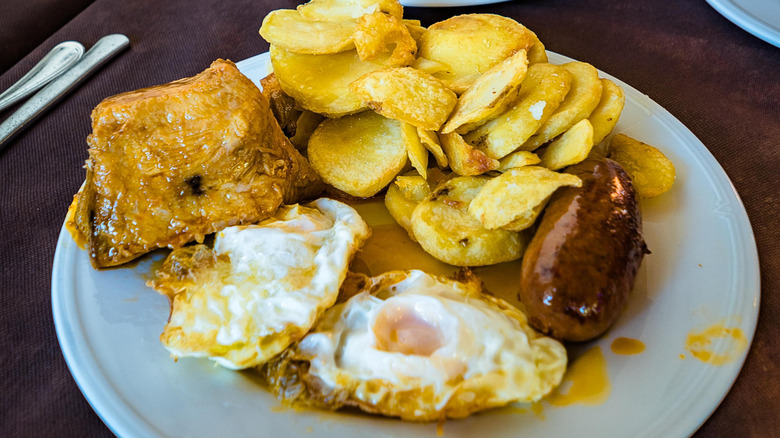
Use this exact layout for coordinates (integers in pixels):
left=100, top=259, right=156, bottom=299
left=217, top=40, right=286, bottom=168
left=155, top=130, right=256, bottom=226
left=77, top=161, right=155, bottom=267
left=264, top=269, right=567, bottom=421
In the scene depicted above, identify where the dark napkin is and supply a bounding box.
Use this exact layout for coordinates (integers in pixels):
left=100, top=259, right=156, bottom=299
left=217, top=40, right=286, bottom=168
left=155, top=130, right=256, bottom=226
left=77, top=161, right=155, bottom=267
left=0, top=0, right=96, bottom=74
left=1, top=0, right=778, bottom=436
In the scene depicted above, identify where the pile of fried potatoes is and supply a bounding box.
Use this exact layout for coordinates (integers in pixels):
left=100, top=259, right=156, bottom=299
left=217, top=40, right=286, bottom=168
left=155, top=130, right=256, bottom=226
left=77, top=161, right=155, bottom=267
left=259, top=0, right=676, bottom=266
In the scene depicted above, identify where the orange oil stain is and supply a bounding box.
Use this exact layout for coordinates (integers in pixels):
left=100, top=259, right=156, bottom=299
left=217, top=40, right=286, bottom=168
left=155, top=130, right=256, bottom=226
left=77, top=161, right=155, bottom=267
left=548, top=345, right=610, bottom=406
left=436, top=418, right=445, bottom=436
left=610, top=337, right=645, bottom=355
left=685, top=324, right=747, bottom=365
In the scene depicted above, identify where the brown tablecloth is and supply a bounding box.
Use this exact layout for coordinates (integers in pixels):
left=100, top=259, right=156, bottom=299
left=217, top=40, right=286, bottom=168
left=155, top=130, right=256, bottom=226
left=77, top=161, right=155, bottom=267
left=1, top=0, right=778, bottom=436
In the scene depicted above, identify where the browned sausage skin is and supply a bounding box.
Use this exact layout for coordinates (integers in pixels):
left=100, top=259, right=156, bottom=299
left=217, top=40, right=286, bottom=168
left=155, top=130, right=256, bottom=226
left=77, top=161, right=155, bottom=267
left=519, top=157, right=648, bottom=342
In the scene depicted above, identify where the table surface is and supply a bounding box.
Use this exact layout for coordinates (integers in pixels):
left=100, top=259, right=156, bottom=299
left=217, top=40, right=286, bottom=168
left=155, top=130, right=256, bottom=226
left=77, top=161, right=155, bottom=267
left=1, top=0, right=778, bottom=436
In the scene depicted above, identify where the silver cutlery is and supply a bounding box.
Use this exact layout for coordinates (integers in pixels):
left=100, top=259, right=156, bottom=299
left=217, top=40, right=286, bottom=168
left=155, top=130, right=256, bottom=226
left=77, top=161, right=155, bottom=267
left=0, top=34, right=130, bottom=151
left=0, top=41, right=84, bottom=112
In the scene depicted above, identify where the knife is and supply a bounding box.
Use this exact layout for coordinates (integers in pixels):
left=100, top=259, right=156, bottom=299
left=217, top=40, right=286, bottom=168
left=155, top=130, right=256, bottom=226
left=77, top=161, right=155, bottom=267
left=0, top=34, right=130, bottom=152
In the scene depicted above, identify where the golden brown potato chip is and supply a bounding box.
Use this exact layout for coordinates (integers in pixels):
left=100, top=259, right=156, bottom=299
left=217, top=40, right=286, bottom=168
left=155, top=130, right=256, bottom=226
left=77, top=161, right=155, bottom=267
left=270, top=46, right=388, bottom=117
left=527, top=32, right=548, bottom=64
left=464, top=63, right=573, bottom=159
left=439, top=132, right=499, bottom=176
left=289, top=110, right=325, bottom=149
left=521, top=61, right=603, bottom=150
left=498, top=150, right=541, bottom=171
left=418, top=128, right=448, bottom=167
left=539, top=119, right=594, bottom=170
left=308, top=111, right=408, bottom=197
left=259, top=9, right=357, bottom=55
left=411, top=176, right=526, bottom=266
left=354, top=12, right=416, bottom=66
left=402, top=122, right=428, bottom=179
left=441, top=49, right=528, bottom=135
left=404, top=22, right=427, bottom=45
left=385, top=173, right=430, bottom=238
left=411, top=57, right=450, bottom=75
left=589, top=78, right=625, bottom=145
left=608, top=133, right=676, bottom=198
left=349, top=67, right=457, bottom=131
left=469, top=166, right=582, bottom=231
left=418, top=14, right=537, bottom=94
left=297, top=0, right=403, bottom=21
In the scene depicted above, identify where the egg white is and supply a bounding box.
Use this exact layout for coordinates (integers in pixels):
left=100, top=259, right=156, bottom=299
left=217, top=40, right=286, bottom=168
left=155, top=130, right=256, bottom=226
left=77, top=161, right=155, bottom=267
left=151, top=198, right=370, bottom=369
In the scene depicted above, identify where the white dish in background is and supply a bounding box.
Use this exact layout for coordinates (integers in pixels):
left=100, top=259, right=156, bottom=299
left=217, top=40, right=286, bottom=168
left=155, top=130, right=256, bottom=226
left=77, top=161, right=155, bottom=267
left=706, top=0, right=780, bottom=47
left=53, top=51, right=760, bottom=438
left=400, top=0, right=509, bottom=7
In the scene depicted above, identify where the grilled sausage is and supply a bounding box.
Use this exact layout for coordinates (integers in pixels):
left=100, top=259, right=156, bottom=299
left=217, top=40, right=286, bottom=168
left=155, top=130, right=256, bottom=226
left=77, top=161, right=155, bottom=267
left=519, top=157, right=647, bottom=342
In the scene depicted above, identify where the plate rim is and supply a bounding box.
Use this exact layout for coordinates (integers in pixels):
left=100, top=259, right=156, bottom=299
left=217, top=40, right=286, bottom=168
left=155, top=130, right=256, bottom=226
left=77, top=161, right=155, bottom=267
left=52, top=50, right=761, bottom=438
left=706, top=0, right=780, bottom=48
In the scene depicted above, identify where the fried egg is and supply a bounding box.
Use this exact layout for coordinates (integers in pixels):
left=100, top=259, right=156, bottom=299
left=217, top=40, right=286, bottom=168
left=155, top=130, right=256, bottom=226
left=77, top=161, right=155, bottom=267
left=150, top=198, right=371, bottom=369
left=267, top=270, right=567, bottom=421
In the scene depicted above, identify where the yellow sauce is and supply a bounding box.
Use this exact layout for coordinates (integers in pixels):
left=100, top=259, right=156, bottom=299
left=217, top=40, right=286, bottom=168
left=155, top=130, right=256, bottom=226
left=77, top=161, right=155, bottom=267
left=350, top=201, right=525, bottom=306
left=352, top=224, right=456, bottom=278
left=530, top=401, right=545, bottom=419
left=548, top=346, right=610, bottom=406
left=610, top=337, right=645, bottom=355
left=685, top=324, right=747, bottom=365
left=64, top=194, right=87, bottom=249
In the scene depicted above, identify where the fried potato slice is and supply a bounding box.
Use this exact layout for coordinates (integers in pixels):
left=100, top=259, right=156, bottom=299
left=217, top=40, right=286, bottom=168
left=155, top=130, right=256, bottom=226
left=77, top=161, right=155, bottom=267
left=289, top=110, right=325, bottom=149
left=469, top=166, right=582, bottom=231
left=439, top=132, right=499, bottom=176
left=527, top=32, right=548, bottom=64
left=418, top=14, right=537, bottom=94
left=418, top=128, right=448, bottom=167
left=385, top=173, right=431, bottom=238
left=260, top=9, right=357, bottom=55
left=270, top=46, right=389, bottom=117
left=521, top=61, right=603, bottom=150
left=411, top=57, right=450, bottom=75
left=464, top=63, right=573, bottom=159
left=441, top=49, right=528, bottom=135
left=350, top=67, right=457, bottom=131
left=402, top=122, right=428, bottom=179
left=539, top=119, right=594, bottom=170
left=354, top=12, right=417, bottom=66
left=589, top=78, right=625, bottom=145
left=404, top=22, right=427, bottom=46
left=608, top=133, right=676, bottom=198
left=308, top=111, right=408, bottom=197
left=498, top=150, right=541, bottom=171
left=297, top=0, right=403, bottom=20
left=412, top=176, right=526, bottom=266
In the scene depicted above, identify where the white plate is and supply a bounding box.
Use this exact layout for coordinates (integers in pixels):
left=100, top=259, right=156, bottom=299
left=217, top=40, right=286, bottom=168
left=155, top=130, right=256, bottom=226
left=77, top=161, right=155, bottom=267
left=53, top=51, right=760, bottom=438
left=706, top=0, right=780, bottom=47
left=400, top=0, right=509, bottom=7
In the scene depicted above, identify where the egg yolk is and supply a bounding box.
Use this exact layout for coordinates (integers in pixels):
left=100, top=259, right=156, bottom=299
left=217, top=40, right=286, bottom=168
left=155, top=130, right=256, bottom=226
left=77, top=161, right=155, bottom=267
left=373, top=305, right=443, bottom=356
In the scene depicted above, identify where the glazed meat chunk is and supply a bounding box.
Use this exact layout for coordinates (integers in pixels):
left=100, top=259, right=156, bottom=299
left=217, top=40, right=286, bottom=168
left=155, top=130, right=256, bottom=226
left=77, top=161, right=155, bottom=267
left=72, top=59, right=322, bottom=268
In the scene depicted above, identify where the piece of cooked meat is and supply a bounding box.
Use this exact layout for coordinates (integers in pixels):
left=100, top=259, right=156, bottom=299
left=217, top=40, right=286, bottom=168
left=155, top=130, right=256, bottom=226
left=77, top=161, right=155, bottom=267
left=71, top=59, right=322, bottom=268
left=260, top=73, right=300, bottom=138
